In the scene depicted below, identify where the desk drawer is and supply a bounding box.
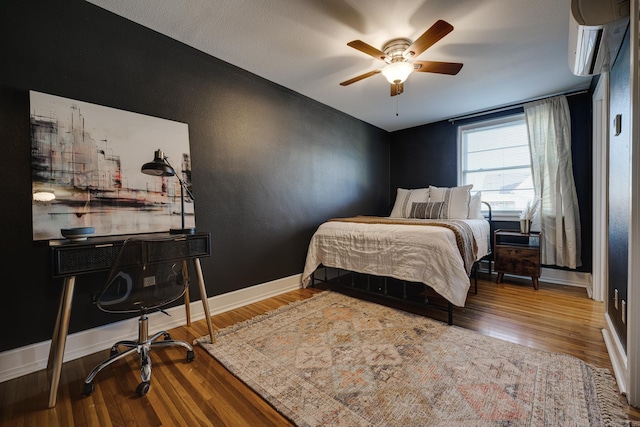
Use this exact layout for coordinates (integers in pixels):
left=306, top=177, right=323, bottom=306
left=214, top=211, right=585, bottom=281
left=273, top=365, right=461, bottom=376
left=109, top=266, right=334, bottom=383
left=53, top=243, right=122, bottom=277
left=51, top=233, right=211, bottom=278
left=145, top=236, right=209, bottom=262
left=187, top=235, right=209, bottom=257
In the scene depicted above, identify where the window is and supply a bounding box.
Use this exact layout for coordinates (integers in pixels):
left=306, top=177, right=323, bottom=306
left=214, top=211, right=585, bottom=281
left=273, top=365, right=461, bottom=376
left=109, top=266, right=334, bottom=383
left=458, top=114, right=533, bottom=213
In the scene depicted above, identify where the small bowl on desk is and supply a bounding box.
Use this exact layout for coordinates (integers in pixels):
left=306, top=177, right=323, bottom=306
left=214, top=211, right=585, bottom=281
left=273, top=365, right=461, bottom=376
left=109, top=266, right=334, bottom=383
left=61, top=227, right=95, bottom=241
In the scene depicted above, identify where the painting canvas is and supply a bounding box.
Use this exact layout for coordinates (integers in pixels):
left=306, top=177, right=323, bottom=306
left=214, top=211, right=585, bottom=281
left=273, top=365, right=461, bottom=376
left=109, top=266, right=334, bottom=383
left=30, top=90, right=195, bottom=240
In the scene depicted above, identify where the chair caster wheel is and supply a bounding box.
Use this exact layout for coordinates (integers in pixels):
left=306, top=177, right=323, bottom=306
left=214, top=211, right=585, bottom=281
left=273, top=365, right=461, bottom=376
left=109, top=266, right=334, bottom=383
left=163, top=333, right=171, bottom=340
left=110, top=347, right=118, bottom=357
left=82, top=382, right=95, bottom=396
left=136, top=381, right=150, bottom=396
left=187, top=350, right=195, bottom=362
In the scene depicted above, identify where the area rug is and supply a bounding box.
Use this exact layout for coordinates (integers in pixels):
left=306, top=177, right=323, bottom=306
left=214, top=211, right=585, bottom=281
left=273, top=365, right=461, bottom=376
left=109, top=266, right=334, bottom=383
left=195, top=291, right=629, bottom=426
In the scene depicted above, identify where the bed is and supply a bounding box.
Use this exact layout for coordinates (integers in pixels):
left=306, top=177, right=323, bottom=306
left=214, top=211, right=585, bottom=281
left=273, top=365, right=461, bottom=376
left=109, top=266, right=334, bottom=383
left=301, top=185, right=491, bottom=324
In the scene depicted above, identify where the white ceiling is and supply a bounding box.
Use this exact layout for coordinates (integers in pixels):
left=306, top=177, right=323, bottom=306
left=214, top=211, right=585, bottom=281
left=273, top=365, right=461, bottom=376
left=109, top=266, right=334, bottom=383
left=86, top=0, right=592, bottom=132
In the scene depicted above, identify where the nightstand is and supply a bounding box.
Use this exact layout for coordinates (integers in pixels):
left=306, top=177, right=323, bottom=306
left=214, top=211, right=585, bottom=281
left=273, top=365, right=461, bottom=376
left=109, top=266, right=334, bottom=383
left=494, top=229, right=541, bottom=290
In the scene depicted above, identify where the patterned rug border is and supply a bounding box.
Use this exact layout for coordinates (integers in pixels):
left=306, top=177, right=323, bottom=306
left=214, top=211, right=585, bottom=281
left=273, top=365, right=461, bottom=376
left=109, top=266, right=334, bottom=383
left=195, top=291, right=629, bottom=426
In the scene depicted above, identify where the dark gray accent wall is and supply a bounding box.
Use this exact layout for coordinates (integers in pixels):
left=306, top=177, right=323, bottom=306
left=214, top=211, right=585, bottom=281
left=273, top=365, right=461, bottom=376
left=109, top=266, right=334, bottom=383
left=0, top=0, right=389, bottom=352
left=608, top=29, right=631, bottom=348
left=389, top=96, right=593, bottom=272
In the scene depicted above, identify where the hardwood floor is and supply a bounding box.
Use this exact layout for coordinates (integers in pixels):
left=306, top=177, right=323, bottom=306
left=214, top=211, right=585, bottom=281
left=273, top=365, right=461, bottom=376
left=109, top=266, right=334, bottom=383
left=1, top=277, right=639, bottom=426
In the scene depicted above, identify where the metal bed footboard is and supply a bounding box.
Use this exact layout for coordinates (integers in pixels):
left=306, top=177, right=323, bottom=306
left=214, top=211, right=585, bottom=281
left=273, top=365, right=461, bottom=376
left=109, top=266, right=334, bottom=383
left=310, top=266, right=467, bottom=326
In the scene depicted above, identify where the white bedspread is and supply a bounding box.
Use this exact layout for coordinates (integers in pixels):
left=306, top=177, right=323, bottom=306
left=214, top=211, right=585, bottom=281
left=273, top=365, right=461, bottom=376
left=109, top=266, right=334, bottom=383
left=301, top=218, right=490, bottom=307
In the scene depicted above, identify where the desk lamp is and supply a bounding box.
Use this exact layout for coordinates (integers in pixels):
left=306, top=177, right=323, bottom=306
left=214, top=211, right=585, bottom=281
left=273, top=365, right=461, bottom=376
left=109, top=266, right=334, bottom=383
left=141, top=149, right=195, bottom=234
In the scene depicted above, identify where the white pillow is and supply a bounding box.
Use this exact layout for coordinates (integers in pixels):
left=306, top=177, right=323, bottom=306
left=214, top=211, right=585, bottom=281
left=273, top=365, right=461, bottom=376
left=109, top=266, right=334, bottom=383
left=468, top=191, right=483, bottom=219
left=389, top=188, right=430, bottom=218
left=428, top=185, right=473, bottom=219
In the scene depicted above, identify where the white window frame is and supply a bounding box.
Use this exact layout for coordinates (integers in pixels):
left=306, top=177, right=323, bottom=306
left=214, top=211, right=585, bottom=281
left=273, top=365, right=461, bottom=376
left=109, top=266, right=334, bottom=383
left=457, top=114, right=531, bottom=221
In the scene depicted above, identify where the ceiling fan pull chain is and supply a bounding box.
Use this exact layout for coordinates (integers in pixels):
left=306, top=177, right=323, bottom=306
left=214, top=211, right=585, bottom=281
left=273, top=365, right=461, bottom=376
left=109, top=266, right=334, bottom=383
left=396, top=89, right=399, bottom=116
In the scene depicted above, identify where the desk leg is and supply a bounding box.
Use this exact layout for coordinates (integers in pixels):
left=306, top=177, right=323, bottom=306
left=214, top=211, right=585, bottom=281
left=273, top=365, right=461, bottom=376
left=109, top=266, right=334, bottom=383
left=47, top=275, right=76, bottom=408
left=182, top=260, right=191, bottom=326
left=193, top=258, right=215, bottom=343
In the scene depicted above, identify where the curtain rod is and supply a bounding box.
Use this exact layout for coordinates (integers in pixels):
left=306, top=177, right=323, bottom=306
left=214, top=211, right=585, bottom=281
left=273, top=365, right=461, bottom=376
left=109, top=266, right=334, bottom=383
left=448, top=89, right=589, bottom=123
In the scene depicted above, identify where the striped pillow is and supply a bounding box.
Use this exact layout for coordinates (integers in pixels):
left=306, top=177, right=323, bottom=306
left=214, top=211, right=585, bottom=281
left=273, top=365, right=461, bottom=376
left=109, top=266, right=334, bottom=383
left=428, top=185, right=473, bottom=219
left=410, top=202, right=444, bottom=219
left=389, top=188, right=430, bottom=218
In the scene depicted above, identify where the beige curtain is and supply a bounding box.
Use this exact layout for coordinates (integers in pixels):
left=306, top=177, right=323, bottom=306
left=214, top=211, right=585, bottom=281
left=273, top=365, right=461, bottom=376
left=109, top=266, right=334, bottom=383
left=524, top=95, right=581, bottom=268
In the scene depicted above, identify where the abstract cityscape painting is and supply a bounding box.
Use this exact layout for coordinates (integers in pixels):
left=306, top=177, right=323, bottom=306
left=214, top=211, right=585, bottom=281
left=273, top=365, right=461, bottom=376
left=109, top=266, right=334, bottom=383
left=30, top=90, right=195, bottom=240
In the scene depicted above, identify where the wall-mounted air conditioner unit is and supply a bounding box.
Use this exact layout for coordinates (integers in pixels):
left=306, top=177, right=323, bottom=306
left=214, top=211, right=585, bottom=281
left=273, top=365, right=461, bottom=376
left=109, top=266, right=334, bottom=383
left=568, top=0, right=630, bottom=76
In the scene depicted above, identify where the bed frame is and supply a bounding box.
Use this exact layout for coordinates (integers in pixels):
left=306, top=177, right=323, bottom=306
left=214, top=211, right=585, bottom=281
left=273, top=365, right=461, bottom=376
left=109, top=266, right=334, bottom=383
left=309, top=202, right=492, bottom=326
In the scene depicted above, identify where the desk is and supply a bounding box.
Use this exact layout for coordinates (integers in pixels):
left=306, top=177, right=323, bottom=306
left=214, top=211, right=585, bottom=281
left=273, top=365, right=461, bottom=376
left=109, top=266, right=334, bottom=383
left=46, top=232, right=215, bottom=408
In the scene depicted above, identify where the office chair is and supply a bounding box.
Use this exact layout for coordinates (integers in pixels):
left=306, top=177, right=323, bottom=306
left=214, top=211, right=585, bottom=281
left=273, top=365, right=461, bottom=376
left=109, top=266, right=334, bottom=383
left=82, top=236, right=195, bottom=397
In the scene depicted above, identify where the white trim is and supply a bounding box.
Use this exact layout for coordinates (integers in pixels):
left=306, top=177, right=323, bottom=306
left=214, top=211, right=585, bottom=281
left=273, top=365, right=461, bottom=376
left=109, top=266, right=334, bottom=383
left=457, top=114, right=534, bottom=213
left=0, top=274, right=302, bottom=384
left=490, top=211, right=529, bottom=222
left=491, top=267, right=591, bottom=289
left=592, top=73, right=609, bottom=302
left=539, top=268, right=591, bottom=288
left=603, top=313, right=629, bottom=395
left=626, top=0, right=640, bottom=406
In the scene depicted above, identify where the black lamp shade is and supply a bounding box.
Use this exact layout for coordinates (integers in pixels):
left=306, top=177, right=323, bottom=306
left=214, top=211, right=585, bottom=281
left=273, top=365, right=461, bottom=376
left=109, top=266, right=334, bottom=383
left=140, top=149, right=195, bottom=235
left=141, top=149, right=175, bottom=177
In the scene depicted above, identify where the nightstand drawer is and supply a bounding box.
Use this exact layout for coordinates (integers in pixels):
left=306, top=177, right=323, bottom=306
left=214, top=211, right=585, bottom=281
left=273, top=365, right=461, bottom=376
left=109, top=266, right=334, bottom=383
left=494, top=246, right=540, bottom=277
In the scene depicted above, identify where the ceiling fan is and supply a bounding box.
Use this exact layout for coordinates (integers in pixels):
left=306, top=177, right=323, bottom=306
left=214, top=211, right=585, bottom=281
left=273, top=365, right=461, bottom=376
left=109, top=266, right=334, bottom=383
left=340, top=20, right=463, bottom=96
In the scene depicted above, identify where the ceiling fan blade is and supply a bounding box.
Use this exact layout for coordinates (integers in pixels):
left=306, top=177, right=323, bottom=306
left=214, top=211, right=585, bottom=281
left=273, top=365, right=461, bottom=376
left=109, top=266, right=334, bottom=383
left=347, top=40, right=389, bottom=62
left=404, top=20, right=454, bottom=59
left=340, top=69, right=381, bottom=86
left=390, top=83, right=404, bottom=97
left=413, top=60, right=463, bottom=75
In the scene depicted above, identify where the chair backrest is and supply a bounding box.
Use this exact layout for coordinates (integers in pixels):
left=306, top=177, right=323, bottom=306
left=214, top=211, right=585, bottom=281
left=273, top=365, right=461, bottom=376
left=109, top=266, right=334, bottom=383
left=97, top=236, right=190, bottom=313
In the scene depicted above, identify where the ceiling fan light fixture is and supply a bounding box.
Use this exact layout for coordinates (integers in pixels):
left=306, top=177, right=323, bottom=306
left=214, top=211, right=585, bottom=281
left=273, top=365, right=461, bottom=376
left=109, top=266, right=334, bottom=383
left=381, top=61, right=414, bottom=84
left=340, top=21, right=461, bottom=96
